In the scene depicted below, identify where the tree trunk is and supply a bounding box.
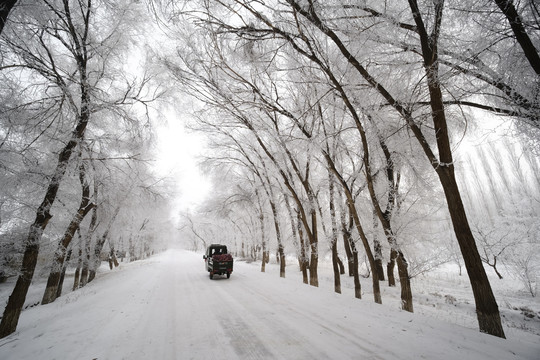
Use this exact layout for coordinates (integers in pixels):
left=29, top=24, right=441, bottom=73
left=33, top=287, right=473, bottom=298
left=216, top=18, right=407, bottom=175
left=343, top=230, right=354, bottom=276
left=0, top=85, right=91, bottom=338
left=42, top=165, right=94, bottom=304
left=378, top=221, right=412, bottom=312
left=259, top=155, right=286, bottom=278
left=89, top=233, right=106, bottom=282
left=404, top=0, right=505, bottom=336
left=73, top=253, right=81, bottom=291
left=88, top=234, right=105, bottom=283
left=278, top=246, right=285, bottom=278
left=331, top=239, right=341, bottom=294
left=343, top=215, right=362, bottom=299
left=348, top=201, right=380, bottom=303
left=336, top=256, right=345, bottom=275
left=256, top=189, right=267, bottom=273
left=269, top=201, right=286, bottom=278
left=382, top=233, right=412, bottom=306
left=73, top=230, right=83, bottom=291
left=328, top=171, right=341, bottom=293
left=297, top=213, right=309, bottom=284
left=79, top=231, right=91, bottom=288
left=325, top=153, right=381, bottom=303
left=80, top=196, right=97, bottom=287
left=0, top=240, right=39, bottom=338
left=288, top=172, right=318, bottom=287
left=308, top=209, right=318, bottom=287
left=55, top=248, right=72, bottom=299
left=284, top=195, right=302, bottom=280
left=373, top=212, right=385, bottom=281
left=438, top=166, right=505, bottom=336
left=493, top=0, right=540, bottom=76
left=359, top=118, right=412, bottom=311
left=73, top=266, right=80, bottom=291
left=375, top=256, right=384, bottom=281
left=387, top=249, right=397, bottom=287
left=407, top=0, right=505, bottom=337
left=261, top=226, right=267, bottom=272
left=108, top=246, right=119, bottom=269
left=279, top=142, right=318, bottom=286
left=352, top=244, right=361, bottom=299
left=309, top=248, right=318, bottom=286
left=108, top=252, right=114, bottom=270
left=41, top=202, right=93, bottom=304
left=396, top=251, right=413, bottom=312
left=88, top=204, right=122, bottom=283
left=80, top=263, right=89, bottom=287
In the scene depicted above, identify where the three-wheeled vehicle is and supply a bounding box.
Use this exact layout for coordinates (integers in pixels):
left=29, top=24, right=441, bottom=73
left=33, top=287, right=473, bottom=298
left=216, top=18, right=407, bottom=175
left=203, top=244, right=233, bottom=279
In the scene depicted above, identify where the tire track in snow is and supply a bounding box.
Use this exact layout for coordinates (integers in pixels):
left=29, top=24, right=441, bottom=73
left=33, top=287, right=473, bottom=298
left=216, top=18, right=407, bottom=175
left=227, top=270, right=389, bottom=359
left=212, top=269, right=354, bottom=359
left=171, top=250, right=239, bottom=359
left=217, top=314, right=273, bottom=359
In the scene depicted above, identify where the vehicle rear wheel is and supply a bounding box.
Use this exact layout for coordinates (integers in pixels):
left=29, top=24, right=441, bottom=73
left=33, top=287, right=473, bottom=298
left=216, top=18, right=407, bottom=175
left=226, top=272, right=230, bottom=279
left=209, top=273, right=213, bottom=280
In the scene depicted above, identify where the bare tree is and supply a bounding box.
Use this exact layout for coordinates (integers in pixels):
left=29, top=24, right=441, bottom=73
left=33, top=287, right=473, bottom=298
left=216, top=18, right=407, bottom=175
left=164, top=40, right=323, bottom=285
left=0, top=0, right=95, bottom=337
left=407, top=0, right=504, bottom=336
left=41, top=157, right=94, bottom=304
left=0, top=0, right=158, bottom=337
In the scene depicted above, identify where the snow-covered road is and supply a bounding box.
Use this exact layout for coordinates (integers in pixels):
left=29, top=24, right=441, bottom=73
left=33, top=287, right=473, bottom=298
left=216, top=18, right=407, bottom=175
left=0, top=249, right=538, bottom=359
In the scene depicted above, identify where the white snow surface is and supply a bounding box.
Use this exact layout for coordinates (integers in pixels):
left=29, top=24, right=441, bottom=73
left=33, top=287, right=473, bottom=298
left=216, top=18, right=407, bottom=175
left=0, top=249, right=539, bottom=360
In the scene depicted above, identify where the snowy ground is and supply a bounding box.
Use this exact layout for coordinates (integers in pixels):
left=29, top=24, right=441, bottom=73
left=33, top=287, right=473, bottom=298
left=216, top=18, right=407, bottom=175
left=0, top=249, right=539, bottom=359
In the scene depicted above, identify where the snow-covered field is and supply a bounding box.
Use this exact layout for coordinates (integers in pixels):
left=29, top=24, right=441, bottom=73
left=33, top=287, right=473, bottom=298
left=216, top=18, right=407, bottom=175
left=0, top=249, right=538, bottom=359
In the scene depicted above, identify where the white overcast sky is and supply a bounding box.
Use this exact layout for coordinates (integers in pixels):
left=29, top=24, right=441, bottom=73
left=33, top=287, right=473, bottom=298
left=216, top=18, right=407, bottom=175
left=154, top=115, right=211, bottom=212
